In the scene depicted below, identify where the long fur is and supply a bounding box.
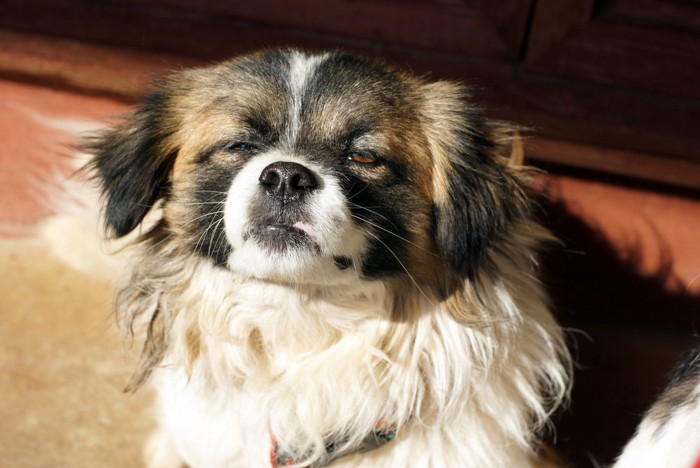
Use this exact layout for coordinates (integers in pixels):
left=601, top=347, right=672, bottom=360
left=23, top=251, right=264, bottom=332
left=87, top=49, right=571, bottom=467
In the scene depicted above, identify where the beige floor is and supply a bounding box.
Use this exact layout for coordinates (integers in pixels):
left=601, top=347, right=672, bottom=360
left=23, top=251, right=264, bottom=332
left=0, top=237, right=153, bottom=467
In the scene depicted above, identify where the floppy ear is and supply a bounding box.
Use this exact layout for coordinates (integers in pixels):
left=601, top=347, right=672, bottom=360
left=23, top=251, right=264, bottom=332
left=87, top=90, right=176, bottom=237
left=420, top=82, right=529, bottom=279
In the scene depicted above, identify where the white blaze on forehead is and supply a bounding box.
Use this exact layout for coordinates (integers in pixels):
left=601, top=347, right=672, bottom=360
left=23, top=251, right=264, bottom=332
left=287, top=51, right=327, bottom=140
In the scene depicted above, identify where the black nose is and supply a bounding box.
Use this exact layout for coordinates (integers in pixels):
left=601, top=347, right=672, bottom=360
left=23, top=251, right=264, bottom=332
left=259, top=161, right=317, bottom=202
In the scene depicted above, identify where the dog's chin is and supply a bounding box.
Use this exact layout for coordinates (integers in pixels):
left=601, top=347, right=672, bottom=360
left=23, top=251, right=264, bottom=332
left=250, top=223, right=321, bottom=254
left=226, top=231, right=359, bottom=286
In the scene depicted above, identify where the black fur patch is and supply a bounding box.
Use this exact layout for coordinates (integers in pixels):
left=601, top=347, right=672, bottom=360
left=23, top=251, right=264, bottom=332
left=187, top=164, right=237, bottom=267
left=340, top=174, right=419, bottom=278
left=333, top=256, right=353, bottom=270
left=86, top=90, right=174, bottom=237
left=433, top=127, right=527, bottom=279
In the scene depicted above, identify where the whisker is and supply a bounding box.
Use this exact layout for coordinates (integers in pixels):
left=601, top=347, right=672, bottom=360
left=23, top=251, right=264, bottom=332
left=360, top=227, right=436, bottom=308
left=351, top=214, right=441, bottom=260
left=194, top=218, right=218, bottom=254
left=207, top=216, right=227, bottom=260
left=195, top=190, right=229, bottom=195
left=214, top=220, right=231, bottom=262
left=346, top=181, right=372, bottom=202
left=148, top=231, right=176, bottom=250
left=180, top=201, right=228, bottom=206
left=347, top=202, right=401, bottom=231
left=190, top=208, right=226, bottom=254
left=182, top=209, right=226, bottom=227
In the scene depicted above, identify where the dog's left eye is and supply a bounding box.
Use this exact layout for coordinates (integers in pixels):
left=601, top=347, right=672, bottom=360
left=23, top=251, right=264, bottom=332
left=226, top=142, right=257, bottom=153
left=347, top=151, right=379, bottom=165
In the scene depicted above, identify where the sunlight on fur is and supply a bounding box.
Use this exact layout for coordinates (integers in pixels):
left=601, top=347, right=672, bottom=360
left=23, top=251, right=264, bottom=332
left=51, top=49, right=573, bottom=467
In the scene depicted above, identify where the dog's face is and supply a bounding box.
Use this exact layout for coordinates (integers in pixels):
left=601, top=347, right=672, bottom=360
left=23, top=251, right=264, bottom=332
left=90, top=49, right=526, bottom=288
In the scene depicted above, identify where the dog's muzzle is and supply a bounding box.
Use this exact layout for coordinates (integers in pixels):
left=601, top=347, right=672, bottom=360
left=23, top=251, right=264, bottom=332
left=250, top=161, right=321, bottom=252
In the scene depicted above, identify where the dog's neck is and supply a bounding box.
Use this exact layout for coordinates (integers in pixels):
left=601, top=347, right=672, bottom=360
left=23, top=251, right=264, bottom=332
left=161, top=260, right=400, bottom=375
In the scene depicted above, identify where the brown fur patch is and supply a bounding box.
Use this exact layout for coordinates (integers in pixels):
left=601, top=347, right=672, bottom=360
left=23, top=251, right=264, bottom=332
left=126, top=305, right=168, bottom=392
left=184, top=324, right=201, bottom=374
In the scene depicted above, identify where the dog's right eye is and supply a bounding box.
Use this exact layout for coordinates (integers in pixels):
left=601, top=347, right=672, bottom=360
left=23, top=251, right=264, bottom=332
left=346, top=150, right=379, bottom=165
left=225, top=142, right=257, bottom=153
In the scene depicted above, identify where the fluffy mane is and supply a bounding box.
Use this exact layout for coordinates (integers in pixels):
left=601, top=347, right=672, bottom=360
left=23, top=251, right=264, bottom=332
left=113, top=216, right=569, bottom=466
left=84, top=49, right=571, bottom=467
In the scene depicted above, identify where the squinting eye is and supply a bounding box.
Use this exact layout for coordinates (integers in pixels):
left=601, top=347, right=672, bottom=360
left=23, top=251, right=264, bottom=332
left=347, top=151, right=378, bottom=165
left=226, top=142, right=256, bottom=153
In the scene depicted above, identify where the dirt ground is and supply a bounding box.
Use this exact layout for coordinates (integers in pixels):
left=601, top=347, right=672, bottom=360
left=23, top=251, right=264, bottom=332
left=0, top=237, right=153, bottom=467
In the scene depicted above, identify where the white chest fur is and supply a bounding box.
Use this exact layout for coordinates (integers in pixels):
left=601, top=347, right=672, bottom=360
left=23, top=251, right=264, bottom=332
left=141, top=263, right=566, bottom=468
left=153, top=367, right=271, bottom=468
left=150, top=276, right=401, bottom=466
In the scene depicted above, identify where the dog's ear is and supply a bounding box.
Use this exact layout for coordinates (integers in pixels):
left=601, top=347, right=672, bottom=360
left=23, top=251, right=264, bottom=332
left=87, top=90, right=176, bottom=237
left=420, top=82, right=529, bottom=279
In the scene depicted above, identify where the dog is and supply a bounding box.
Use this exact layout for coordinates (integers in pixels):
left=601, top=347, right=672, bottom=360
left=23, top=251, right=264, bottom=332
left=614, top=347, right=700, bottom=468
left=87, top=49, right=571, bottom=467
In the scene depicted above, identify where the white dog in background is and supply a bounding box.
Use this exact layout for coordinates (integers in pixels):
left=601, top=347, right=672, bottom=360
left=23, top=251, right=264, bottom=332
left=614, top=348, right=700, bottom=468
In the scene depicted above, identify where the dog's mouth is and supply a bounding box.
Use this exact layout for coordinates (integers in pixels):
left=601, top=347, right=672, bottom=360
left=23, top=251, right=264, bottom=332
left=249, top=220, right=322, bottom=253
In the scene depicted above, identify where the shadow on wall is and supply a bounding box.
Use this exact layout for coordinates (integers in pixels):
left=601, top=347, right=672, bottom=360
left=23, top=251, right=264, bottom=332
left=534, top=187, right=700, bottom=467
left=541, top=194, right=699, bottom=331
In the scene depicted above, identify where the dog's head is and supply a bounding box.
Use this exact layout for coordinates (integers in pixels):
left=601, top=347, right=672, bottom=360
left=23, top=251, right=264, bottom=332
left=89, top=49, right=528, bottom=290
